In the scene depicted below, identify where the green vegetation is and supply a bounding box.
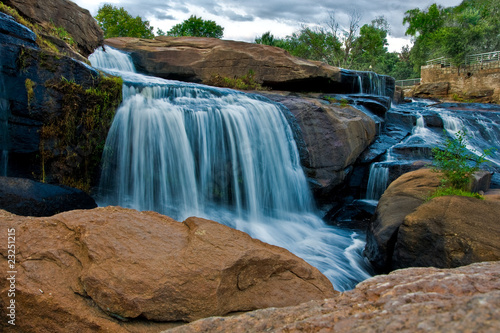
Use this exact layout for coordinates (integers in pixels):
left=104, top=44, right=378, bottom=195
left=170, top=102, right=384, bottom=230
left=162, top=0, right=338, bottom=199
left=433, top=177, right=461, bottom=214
left=24, top=78, right=35, bottom=107
left=404, top=0, right=500, bottom=72
left=167, top=15, right=224, bottom=38
left=207, top=70, right=264, bottom=90
left=0, top=2, right=78, bottom=57
left=95, top=4, right=155, bottom=39
left=430, top=129, right=494, bottom=199
left=40, top=75, right=123, bottom=191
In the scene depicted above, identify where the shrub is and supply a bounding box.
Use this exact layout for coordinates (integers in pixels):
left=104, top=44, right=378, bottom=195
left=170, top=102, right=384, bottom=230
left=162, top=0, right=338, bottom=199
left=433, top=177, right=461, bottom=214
left=431, top=129, right=494, bottom=198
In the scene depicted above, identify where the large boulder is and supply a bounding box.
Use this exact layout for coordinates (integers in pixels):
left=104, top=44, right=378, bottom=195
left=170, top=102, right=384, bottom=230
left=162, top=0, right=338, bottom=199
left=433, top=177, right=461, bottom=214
left=0, top=206, right=334, bottom=332
left=3, top=0, right=103, bottom=57
left=0, top=176, right=97, bottom=216
left=364, top=168, right=443, bottom=272
left=259, top=92, right=377, bottom=200
left=393, top=195, right=500, bottom=269
left=104, top=36, right=395, bottom=95
left=165, top=261, right=500, bottom=332
left=365, top=168, right=500, bottom=273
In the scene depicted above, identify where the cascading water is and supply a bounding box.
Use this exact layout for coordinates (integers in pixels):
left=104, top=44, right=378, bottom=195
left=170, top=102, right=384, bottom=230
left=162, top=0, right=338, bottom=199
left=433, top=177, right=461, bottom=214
left=90, top=47, right=373, bottom=290
left=0, top=48, right=9, bottom=176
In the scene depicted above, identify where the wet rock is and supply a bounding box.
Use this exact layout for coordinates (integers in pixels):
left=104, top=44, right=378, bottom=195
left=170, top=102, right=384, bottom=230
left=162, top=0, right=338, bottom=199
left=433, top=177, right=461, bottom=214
left=0, top=207, right=334, bottom=332
left=164, top=261, right=500, bottom=333
left=0, top=176, right=96, bottom=216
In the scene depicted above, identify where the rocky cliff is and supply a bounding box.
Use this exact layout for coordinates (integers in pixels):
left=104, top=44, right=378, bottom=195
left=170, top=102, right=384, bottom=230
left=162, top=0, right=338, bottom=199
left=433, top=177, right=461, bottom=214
left=0, top=2, right=121, bottom=192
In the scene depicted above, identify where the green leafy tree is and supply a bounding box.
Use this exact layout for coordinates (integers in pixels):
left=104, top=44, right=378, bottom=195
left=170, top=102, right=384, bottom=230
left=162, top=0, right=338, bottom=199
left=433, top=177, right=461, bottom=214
left=351, top=17, right=389, bottom=71
left=167, top=15, right=224, bottom=38
left=95, top=5, right=155, bottom=39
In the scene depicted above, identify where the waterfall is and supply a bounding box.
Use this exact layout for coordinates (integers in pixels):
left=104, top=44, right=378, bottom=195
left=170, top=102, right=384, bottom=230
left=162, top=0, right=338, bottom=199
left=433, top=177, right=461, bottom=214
left=366, top=163, right=389, bottom=200
left=0, top=47, right=9, bottom=176
left=90, top=47, right=373, bottom=290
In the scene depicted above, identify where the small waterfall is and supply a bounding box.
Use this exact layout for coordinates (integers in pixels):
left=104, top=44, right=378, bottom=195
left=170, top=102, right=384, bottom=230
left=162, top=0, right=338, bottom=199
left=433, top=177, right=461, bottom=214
left=90, top=47, right=373, bottom=290
left=357, top=71, right=386, bottom=96
left=0, top=48, right=9, bottom=176
left=365, top=163, right=389, bottom=200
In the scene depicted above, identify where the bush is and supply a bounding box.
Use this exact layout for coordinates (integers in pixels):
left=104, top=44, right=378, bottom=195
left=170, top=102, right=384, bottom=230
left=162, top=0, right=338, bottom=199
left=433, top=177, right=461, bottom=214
left=431, top=129, right=494, bottom=197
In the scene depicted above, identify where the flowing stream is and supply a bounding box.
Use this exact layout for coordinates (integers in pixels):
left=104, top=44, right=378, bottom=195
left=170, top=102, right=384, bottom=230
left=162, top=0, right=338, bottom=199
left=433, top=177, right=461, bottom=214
left=90, top=47, right=373, bottom=291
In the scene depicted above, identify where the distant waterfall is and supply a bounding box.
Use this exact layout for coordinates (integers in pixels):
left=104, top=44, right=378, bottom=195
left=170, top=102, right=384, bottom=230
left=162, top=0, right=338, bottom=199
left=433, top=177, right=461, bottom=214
left=0, top=47, right=9, bottom=176
left=90, top=47, right=373, bottom=291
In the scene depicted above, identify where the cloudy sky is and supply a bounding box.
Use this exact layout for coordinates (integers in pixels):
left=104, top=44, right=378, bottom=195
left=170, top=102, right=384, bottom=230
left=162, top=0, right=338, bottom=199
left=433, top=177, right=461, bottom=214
left=72, top=0, right=463, bottom=52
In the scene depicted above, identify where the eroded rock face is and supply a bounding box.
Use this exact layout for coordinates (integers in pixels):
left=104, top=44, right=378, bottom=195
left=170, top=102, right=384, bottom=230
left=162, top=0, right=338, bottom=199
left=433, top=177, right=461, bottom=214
left=104, top=36, right=345, bottom=91
left=0, top=207, right=334, bottom=332
left=164, top=261, right=500, bottom=333
left=3, top=0, right=103, bottom=57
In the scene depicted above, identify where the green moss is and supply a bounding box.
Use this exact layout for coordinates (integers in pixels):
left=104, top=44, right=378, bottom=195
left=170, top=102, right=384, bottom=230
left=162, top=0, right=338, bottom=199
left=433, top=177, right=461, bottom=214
left=25, top=78, right=35, bottom=107
left=39, top=74, right=122, bottom=192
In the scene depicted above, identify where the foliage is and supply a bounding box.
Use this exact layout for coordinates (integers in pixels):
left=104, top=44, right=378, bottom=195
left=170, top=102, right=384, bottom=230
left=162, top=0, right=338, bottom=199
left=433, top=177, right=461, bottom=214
left=207, top=70, right=264, bottom=90
left=167, top=15, right=224, bottom=38
left=0, top=3, right=78, bottom=56
left=95, top=4, right=155, bottom=39
left=428, top=186, right=484, bottom=200
left=404, top=0, right=500, bottom=69
left=431, top=129, right=493, bottom=192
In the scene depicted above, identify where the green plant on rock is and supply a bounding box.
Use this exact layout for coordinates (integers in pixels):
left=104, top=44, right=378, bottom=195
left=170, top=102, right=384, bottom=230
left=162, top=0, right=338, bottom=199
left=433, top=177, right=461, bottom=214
left=207, top=70, right=265, bottom=90
left=25, top=78, right=35, bottom=107
left=431, top=129, right=494, bottom=198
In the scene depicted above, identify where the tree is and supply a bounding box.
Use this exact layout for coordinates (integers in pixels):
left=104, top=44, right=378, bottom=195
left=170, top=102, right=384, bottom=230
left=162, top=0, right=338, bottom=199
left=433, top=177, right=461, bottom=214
left=167, top=15, right=224, bottom=38
left=351, top=16, right=389, bottom=71
left=95, top=5, right=155, bottom=39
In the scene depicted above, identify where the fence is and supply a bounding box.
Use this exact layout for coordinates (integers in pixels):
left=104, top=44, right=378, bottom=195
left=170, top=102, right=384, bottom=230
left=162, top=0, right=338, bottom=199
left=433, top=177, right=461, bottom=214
left=465, top=51, right=500, bottom=65
left=426, top=57, right=452, bottom=67
left=395, top=78, right=421, bottom=87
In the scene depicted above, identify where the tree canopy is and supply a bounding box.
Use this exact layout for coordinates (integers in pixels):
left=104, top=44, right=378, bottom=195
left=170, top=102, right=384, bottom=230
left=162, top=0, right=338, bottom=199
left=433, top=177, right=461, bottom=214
left=167, top=15, right=224, bottom=38
left=95, top=4, right=155, bottom=39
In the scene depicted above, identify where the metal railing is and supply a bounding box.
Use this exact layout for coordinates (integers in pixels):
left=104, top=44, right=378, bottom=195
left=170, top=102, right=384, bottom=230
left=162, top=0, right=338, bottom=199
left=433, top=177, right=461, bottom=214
left=395, top=78, right=421, bottom=87
left=466, top=51, right=500, bottom=65
left=426, top=57, right=452, bottom=67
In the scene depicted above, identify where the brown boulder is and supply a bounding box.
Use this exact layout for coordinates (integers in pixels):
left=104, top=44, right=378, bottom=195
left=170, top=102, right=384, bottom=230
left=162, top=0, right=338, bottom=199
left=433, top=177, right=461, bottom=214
left=259, top=92, right=376, bottom=197
left=364, top=168, right=441, bottom=272
left=4, top=0, right=103, bottom=57
left=104, top=36, right=343, bottom=91
left=393, top=195, right=500, bottom=269
left=164, top=261, right=500, bottom=332
left=0, top=207, right=334, bottom=332
left=410, top=81, right=449, bottom=98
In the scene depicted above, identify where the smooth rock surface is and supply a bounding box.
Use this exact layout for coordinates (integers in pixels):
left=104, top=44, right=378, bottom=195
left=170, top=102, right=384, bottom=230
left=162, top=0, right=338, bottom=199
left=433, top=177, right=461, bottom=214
left=0, top=207, right=334, bottom=332
left=164, top=261, right=500, bottom=333
left=0, top=176, right=97, bottom=216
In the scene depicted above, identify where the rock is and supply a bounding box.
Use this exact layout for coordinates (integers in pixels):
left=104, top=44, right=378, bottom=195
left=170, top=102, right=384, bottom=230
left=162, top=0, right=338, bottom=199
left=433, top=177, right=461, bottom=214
left=164, top=261, right=500, bottom=333
left=0, top=176, right=97, bottom=216
left=393, top=195, right=500, bottom=269
left=0, top=20, right=122, bottom=190
left=3, top=0, right=103, bottom=57
left=0, top=207, right=334, bottom=332
left=258, top=92, right=376, bottom=200
left=364, top=168, right=442, bottom=272
left=410, top=82, right=449, bottom=98
left=104, top=37, right=395, bottom=95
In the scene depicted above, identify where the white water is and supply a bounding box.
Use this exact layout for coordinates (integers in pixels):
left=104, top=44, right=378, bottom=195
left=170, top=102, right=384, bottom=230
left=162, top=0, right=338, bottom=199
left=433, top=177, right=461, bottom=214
left=90, top=47, right=373, bottom=290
